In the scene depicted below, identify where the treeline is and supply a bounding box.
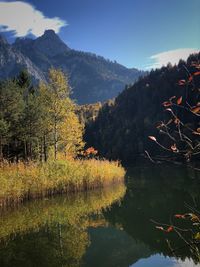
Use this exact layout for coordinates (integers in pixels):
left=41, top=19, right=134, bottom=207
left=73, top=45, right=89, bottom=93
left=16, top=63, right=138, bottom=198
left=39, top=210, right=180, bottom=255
left=76, top=102, right=103, bottom=125
left=85, top=53, right=200, bottom=163
left=0, top=69, right=84, bottom=161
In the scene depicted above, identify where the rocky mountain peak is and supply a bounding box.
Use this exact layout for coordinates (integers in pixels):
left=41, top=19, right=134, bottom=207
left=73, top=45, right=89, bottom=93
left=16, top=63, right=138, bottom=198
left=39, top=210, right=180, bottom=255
left=43, top=29, right=57, bottom=37
left=33, top=29, right=70, bottom=57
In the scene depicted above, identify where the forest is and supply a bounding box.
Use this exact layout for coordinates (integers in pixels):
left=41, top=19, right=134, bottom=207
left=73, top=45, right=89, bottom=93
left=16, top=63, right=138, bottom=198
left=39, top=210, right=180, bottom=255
left=0, top=68, right=84, bottom=161
left=85, top=52, right=200, bottom=165
left=0, top=68, right=125, bottom=208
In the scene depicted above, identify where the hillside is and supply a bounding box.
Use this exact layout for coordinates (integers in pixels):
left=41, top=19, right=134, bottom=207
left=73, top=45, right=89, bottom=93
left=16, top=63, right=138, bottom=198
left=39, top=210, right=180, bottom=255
left=85, top=53, right=200, bottom=163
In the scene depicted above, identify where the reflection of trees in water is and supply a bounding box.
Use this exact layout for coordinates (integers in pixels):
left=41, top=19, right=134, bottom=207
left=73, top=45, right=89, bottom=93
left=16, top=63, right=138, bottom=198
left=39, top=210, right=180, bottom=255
left=104, top=164, right=200, bottom=262
left=0, top=184, right=125, bottom=240
left=0, top=222, right=89, bottom=267
left=0, top=184, right=125, bottom=267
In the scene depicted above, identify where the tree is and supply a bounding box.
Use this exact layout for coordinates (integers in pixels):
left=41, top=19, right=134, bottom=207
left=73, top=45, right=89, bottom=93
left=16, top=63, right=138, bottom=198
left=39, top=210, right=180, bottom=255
left=0, top=119, right=9, bottom=160
left=0, top=68, right=84, bottom=162
left=59, top=111, right=84, bottom=158
left=39, top=68, right=83, bottom=160
left=15, top=69, right=31, bottom=90
left=20, top=89, right=44, bottom=160
left=0, top=80, right=24, bottom=160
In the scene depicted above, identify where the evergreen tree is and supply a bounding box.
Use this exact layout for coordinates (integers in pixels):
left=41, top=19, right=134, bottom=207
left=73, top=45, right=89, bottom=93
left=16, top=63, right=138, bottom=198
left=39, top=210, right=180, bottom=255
left=0, top=68, right=84, bottom=161
left=0, top=80, right=24, bottom=160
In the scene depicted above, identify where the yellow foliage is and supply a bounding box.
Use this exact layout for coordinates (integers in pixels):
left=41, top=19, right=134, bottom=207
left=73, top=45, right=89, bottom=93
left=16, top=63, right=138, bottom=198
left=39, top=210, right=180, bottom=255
left=0, top=159, right=125, bottom=208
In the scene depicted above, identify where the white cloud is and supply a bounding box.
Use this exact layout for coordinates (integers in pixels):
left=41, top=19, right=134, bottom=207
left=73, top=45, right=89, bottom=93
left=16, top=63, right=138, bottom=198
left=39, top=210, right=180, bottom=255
left=146, top=48, right=200, bottom=70
left=0, top=1, right=67, bottom=37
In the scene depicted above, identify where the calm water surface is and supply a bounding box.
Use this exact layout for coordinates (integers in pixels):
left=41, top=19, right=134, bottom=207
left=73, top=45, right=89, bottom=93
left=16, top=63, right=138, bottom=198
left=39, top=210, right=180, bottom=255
left=0, top=163, right=200, bottom=267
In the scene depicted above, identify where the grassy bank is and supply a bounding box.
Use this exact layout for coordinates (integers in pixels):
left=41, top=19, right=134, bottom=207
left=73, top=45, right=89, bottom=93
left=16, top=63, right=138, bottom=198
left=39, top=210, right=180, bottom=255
left=0, top=159, right=125, bottom=207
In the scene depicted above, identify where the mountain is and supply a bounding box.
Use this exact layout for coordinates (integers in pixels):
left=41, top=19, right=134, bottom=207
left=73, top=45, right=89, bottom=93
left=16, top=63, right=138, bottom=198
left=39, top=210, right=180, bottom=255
left=0, top=35, right=45, bottom=82
left=85, top=52, right=200, bottom=163
left=0, top=30, right=144, bottom=104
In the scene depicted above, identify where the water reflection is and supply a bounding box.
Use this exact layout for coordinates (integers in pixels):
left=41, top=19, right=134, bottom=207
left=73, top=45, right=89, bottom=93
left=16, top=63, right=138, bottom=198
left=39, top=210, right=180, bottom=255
left=104, top=164, right=200, bottom=266
left=0, top=164, right=200, bottom=267
left=0, top=184, right=125, bottom=267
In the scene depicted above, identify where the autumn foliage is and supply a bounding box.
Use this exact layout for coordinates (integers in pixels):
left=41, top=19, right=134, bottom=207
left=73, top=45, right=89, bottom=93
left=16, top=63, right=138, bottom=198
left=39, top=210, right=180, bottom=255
left=0, top=158, right=125, bottom=208
left=84, top=147, right=98, bottom=157
left=148, top=61, right=200, bottom=164
left=154, top=210, right=200, bottom=260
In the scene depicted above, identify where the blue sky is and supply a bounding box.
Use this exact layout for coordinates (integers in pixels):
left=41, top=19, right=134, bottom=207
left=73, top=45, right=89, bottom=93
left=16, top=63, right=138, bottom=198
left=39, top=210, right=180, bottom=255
left=0, top=0, right=199, bottom=69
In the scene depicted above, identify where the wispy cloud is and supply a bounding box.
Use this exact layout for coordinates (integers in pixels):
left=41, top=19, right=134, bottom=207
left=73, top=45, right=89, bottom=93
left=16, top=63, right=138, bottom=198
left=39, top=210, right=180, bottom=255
left=146, top=48, right=200, bottom=70
left=0, top=1, right=67, bottom=37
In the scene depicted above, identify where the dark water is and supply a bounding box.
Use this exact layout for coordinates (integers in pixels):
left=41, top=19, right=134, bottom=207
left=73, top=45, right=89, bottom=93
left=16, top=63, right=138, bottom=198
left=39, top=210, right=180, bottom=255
left=1, top=163, right=200, bottom=267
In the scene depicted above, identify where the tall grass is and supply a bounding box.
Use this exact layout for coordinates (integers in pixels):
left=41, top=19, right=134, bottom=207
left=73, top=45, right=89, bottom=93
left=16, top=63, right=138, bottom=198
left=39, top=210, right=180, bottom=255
left=0, top=159, right=125, bottom=208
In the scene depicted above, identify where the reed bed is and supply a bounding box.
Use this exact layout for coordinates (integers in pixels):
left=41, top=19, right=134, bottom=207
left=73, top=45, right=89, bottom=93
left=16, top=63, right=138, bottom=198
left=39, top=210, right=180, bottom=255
left=0, top=159, right=125, bottom=208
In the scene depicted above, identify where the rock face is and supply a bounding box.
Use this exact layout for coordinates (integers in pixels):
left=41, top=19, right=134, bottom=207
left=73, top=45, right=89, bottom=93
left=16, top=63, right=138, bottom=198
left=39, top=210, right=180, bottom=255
left=14, top=30, right=70, bottom=58
left=0, top=35, right=45, bottom=82
left=0, top=30, right=144, bottom=103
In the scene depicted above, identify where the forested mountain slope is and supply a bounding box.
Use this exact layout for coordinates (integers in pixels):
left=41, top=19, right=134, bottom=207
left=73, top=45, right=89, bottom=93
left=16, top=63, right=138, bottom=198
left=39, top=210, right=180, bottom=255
left=85, top=53, right=200, bottom=163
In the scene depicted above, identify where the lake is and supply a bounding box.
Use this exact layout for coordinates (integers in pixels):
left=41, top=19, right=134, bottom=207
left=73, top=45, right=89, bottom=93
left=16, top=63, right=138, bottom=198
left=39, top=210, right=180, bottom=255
left=0, top=163, right=200, bottom=267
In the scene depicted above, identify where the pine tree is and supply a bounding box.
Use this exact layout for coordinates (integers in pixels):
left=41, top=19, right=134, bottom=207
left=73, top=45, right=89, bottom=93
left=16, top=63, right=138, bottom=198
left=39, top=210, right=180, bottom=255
left=0, top=80, right=24, bottom=160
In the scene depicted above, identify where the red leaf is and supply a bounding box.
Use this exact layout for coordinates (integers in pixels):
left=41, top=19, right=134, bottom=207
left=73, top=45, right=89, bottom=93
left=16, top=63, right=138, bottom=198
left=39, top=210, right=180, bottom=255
left=193, top=71, right=200, bottom=76
left=85, top=147, right=98, bottom=155
left=162, top=101, right=172, bottom=107
left=166, top=226, right=174, bottom=233
left=174, top=214, right=185, bottom=219
left=178, top=80, right=186, bottom=86
left=191, top=106, right=200, bottom=114
left=189, top=75, right=193, bottom=82
left=177, top=96, right=182, bottom=105
left=148, top=136, right=157, bottom=142
left=174, top=117, right=180, bottom=125
left=171, top=144, right=178, bottom=152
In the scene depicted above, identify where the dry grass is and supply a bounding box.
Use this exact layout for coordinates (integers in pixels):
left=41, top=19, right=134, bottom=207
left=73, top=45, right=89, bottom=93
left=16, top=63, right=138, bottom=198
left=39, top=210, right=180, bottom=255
left=0, top=159, right=125, bottom=208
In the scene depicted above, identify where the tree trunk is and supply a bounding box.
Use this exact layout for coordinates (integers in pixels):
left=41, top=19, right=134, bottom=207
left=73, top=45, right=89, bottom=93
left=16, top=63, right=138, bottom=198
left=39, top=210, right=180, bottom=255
left=24, top=140, right=27, bottom=161
left=44, top=134, right=47, bottom=162
left=39, top=140, right=43, bottom=162
left=7, top=143, right=10, bottom=160
left=0, top=136, right=3, bottom=161
left=30, top=141, right=32, bottom=160
left=54, top=120, right=58, bottom=160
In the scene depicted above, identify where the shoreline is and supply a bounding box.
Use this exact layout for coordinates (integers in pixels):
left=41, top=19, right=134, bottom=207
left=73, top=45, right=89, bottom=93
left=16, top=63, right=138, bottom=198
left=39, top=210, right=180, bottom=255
left=0, top=159, right=125, bottom=208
